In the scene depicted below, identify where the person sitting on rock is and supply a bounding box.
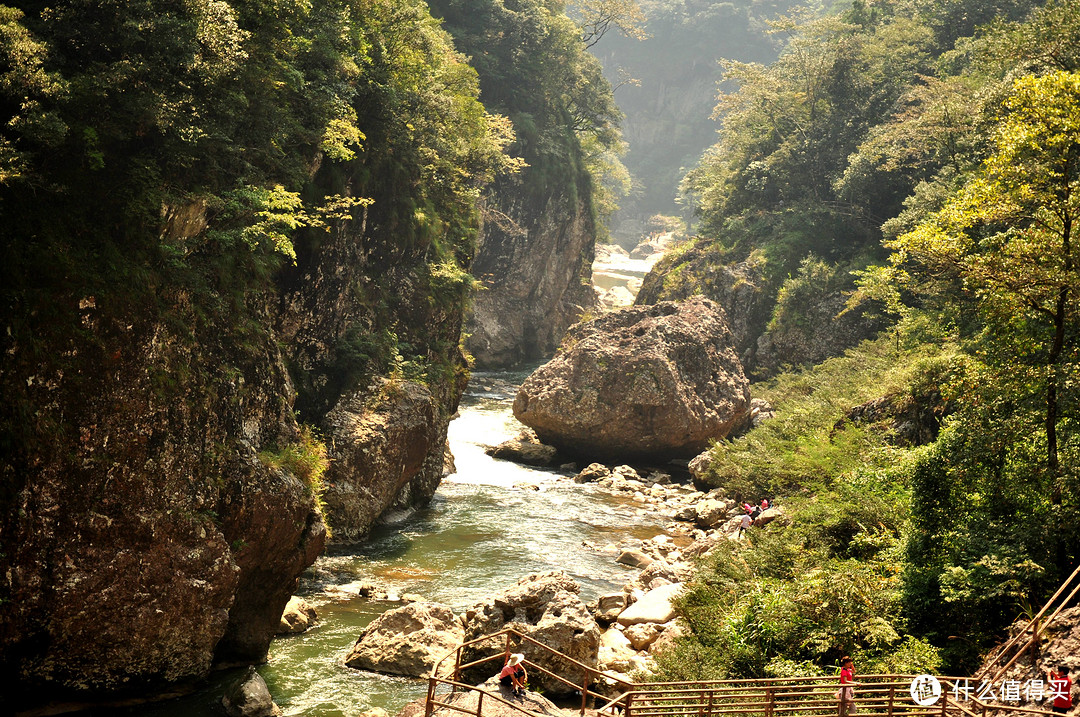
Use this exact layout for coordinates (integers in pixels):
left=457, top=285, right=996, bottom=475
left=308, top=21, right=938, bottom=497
left=499, top=653, right=528, bottom=697
left=739, top=511, right=752, bottom=538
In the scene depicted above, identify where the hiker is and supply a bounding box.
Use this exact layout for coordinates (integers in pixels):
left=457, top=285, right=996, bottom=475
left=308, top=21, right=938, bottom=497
left=837, top=656, right=858, bottom=717
left=750, top=504, right=761, bottom=520
left=739, top=511, right=752, bottom=538
left=499, top=653, right=528, bottom=697
left=761, top=499, right=769, bottom=511
left=1047, top=665, right=1073, bottom=715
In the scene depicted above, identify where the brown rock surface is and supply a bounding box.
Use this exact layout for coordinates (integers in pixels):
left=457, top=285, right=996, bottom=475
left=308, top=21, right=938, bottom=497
left=513, top=298, right=751, bottom=460
left=465, top=174, right=599, bottom=369
left=345, top=602, right=464, bottom=678
left=460, top=572, right=601, bottom=696
left=322, top=379, right=451, bottom=541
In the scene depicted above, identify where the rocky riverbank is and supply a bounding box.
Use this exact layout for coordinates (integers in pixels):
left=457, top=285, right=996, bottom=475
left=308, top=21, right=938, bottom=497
left=306, top=463, right=782, bottom=696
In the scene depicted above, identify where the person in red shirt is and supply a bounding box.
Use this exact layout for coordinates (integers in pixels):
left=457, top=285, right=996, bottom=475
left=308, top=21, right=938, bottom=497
left=499, top=653, right=528, bottom=697
left=838, top=656, right=858, bottom=717
left=1047, top=665, right=1073, bottom=714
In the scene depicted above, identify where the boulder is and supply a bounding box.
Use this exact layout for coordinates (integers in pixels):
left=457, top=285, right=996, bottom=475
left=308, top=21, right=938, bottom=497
left=750, top=398, right=776, bottom=427
left=612, top=465, right=642, bottom=481
left=485, top=429, right=559, bottom=467
left=322, top=378, right=450, bottom=541
left=460, top=572, right=600, bottom=696
left=617, top=582, right=683, bottom=626
left=624, top=623, right=662, bottom=651
left=574, top=463, right=612, bottom=483
left=754, top=507, right=785, bottom=528
left=687, top=450, right=713, bottom=483
left=598, top=628, right=637, bottom=672
left=222, top=667, right=282, bottom=717
left=625, top=561, right=688, bottom=593
left=649, top=622, right=686, bottom=654
left=277, top=596, right=318, bottom=635
left=595, top=593, right=628, bottom=622
left=673, top=505, right=697, bottom=522
left=345, top=602, right=464, bottom=678
left=693, top=499, right=729, bottom=528
left=616, top=549, right=654, bottom=569
left=512, top=298, right=751, bottom=461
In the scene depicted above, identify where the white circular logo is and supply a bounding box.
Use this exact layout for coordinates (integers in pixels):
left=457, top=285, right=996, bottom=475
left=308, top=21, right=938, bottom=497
left=910, top=675, right=942, bottom=706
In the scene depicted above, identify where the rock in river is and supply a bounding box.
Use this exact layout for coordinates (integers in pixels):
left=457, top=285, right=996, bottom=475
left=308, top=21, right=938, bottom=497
left=345, top=602, right=464, bottom=678
left=460, top=572, right=600, bottom=696
left=513, top=298, right=751, bottom=460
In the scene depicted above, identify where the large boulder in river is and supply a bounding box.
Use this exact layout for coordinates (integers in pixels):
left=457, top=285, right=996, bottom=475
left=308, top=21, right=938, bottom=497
left=322, top=378, right=455, bottom=542
left=345, top=602, right=464, bottom=678
left=460, top=572, right=600, bottom=696
left=277, top=596, right=318, bottom=635
left=512, top=298, right=751, bottom=461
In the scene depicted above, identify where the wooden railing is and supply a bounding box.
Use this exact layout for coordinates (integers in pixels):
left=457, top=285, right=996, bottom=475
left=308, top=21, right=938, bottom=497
left=424, top=634, right=1069, bottom=717
left=596, top=676, right=1060, bottom=717
left=975, top=562, right=1080, bottom=686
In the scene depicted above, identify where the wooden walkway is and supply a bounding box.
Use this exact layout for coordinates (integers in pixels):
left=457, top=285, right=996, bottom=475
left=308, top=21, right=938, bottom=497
left=424, top=629, right=1062, bottom=717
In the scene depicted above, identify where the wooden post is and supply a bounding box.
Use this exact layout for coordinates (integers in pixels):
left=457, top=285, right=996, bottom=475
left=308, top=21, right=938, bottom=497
left=706, top=689, right=715, bottom=717
left=1030, top=616, right=1040, bottom=665
left=940, top=690, right=948, bottom=717
left=626, top=693, right=634, bottom=717
left=888, top=685, right=895, bottom=717
left=426, top=678, right=436, bottom=717
left=476, top=689, right=484, bottom=717
left=580, top=672, right=591, bottom=716
left=765, top=687, right=775, bottom=717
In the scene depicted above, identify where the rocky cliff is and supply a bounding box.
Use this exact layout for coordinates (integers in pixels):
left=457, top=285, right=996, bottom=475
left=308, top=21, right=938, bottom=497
left=0, top=284, right=326, bottom=711
left=466, top=174, right=599, bottom=367
left=0, top=0, right=498, bottom=709
left=277, top=201, right=468, bottom=542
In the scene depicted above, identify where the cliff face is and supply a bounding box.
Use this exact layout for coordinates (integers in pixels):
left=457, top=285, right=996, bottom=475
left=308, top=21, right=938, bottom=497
left=466, top=174, right=599, bottom=368
left=277, top=205, right=468, bottom=542
left=0, top=286, right=325, bottom=708
left=0, top=0, right=496, bottom=706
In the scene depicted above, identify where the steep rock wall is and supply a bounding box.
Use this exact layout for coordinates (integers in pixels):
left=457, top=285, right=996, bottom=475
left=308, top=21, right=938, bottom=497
left=277, top=199, right=468, bottom=542
left=466, top=174, right=598, bottom=368
left=0, top=289, right=325, bottom=710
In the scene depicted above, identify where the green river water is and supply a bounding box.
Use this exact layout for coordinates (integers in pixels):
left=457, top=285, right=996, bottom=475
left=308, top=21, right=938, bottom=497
left=118, top=369, right=671, bottom=717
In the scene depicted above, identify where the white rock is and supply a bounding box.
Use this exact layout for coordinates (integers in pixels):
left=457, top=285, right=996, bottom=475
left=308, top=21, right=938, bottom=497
left=617, top=582, right=683, bottom=626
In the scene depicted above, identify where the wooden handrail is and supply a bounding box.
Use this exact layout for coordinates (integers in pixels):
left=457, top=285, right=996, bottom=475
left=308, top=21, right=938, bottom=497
left=427, top=628, right=1071, bottom=717
left=977, top=563, right=1080, bottom=684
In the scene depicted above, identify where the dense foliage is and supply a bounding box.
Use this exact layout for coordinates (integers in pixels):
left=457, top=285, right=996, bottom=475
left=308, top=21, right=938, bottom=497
left=427, top=0, right=624, bottom=238
left=0, top=0, right=517, bottom=422
left=660, top=0, right=1080, bottom=677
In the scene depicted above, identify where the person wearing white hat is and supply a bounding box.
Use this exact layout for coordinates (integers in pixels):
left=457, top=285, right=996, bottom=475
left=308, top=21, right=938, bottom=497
left=499, top=653, right=528, bottom=696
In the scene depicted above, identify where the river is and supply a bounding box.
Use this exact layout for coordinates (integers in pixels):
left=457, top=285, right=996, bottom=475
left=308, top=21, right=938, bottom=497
left=124, top=368, right=671, bottom=717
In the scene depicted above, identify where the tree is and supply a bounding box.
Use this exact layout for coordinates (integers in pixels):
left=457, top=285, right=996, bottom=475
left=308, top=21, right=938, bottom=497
left=572, top=0, right=646, bottom=48
left=889, top=70, right=1080, bottom=484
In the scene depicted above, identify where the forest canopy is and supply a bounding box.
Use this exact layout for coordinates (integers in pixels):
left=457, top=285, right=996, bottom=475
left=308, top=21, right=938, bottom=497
left=661, top=0, right=1080, bottom=676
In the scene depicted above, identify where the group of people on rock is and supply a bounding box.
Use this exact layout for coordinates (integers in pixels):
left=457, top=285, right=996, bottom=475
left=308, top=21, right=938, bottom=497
left=738, top=498, right=770, bottom=537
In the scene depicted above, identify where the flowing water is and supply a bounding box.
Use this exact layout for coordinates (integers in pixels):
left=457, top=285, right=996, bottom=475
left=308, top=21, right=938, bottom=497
left=124, top=369, right=670, bottom=716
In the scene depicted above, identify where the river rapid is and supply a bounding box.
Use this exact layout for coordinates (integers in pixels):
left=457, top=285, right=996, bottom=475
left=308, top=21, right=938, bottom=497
left=124, top=368, right=671, bottom=717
